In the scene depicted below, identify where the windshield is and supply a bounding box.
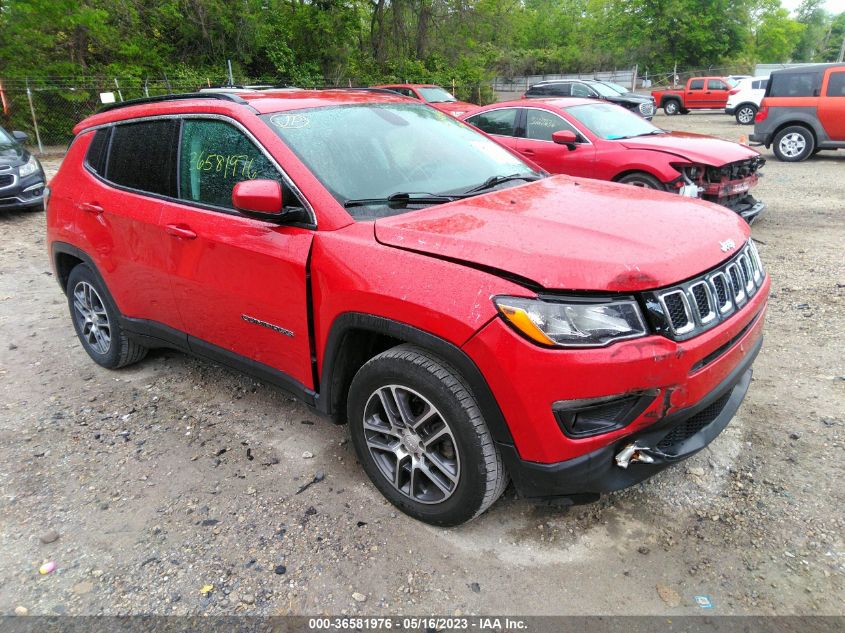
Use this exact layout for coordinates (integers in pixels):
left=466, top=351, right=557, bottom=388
left=566, top=103, right=663, bottom=140
left=0, top=127, right=14, bottom=146
left=262, top=104, right=538, bottom=220
left=599, top=81, right=629, bottom=95
left=417, top=87, right=457, bottom=103
left=589, top=82, right=625, bottom=97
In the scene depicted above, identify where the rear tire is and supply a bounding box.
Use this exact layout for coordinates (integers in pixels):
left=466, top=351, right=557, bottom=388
left=617, top=172, right=666, bottom=190
left=347, top=344, right=508, bottom=526
left=663, top=99, right=681, bottom=115
left=773, top=125, right=814, bottom=162
left=66, top=264, right=148, bottom=369
left=735, top=104, right=757, bottom=125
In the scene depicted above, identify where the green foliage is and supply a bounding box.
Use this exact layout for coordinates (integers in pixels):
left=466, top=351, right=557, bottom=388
left=1, top=0, right=842, bottom=100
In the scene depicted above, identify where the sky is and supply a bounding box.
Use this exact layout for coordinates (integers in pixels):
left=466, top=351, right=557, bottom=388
left=781, top=0, right=845, bottom=13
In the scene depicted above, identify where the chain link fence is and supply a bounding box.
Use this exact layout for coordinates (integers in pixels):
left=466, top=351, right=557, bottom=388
left=0, top=76, right=495, bottom=155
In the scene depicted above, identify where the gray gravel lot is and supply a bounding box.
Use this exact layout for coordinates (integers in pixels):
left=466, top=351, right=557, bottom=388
left=0, top=112, right=843, bottom=616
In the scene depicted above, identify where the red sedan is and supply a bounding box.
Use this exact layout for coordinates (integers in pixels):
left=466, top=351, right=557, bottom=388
left=462, top=99, right=766, bottom=222
left=375, top=83, right=475, bottom=117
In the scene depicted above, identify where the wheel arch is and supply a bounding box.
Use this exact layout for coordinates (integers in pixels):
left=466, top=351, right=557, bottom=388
left=316, top=312, right=516, bottom=448
left=772, top=120, right=818, bottom=146
left=612, top=168, right=670, bottom=187
left=52, top=242, right=100, bottom=295
left=660, top=95, right=682, bottom=109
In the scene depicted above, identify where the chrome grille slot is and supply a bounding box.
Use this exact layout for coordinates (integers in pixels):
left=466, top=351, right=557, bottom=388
left=709, top=272, right=733, bottom=315
left=689, top=282, right=716, bottom=324
left=727, top=263, right=746, bottom=304
left=660, top=290, right=694, bottom=335
left=646, top=240, right=766, bottom=340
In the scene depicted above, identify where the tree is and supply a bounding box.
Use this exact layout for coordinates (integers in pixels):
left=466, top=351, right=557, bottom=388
left=752, top=0, right=805, bottom=63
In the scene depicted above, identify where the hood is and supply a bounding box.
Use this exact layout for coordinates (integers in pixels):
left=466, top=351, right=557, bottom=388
left=619, top=132, right=760, bottom=167
left=0, top=143, right=26, bottom=166
left=374, top=176, right=749, bottom=292
left=607, top=92, right=652, bottom=103
left=432, top=101, right=475, bottom=114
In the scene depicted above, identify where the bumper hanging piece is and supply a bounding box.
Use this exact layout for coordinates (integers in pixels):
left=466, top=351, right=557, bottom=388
left=615, top=442, right=657, bottom=469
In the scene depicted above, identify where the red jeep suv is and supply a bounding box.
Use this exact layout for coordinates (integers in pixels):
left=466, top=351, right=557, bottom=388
left=47, top=90, right=769, bottom=526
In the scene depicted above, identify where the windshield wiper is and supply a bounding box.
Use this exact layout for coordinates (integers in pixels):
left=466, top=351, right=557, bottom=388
left=343, top=191, right=459, bottom=209
left=463, top=173, right=541, bottom=194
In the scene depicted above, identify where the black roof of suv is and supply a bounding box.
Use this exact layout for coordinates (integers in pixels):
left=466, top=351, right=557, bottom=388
left=524, top=79, right=655, bottom=119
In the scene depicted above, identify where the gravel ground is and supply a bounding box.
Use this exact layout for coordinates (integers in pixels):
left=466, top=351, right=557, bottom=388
left=0, top=112, right=843, bottom=617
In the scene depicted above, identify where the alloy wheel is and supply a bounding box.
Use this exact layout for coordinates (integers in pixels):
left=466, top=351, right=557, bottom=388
left=778, top=133, right=806, bottom=158
left=72, top=281, right=111, bottom=355
left=737, top=106, right=755, bottom=124
left=362, top=385, right=460, bottom=504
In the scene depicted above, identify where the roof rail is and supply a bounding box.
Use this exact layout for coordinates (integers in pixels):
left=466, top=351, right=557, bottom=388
left=97, top=92, right=249, bottom=113
left=316, top=87, right=405, bottom=96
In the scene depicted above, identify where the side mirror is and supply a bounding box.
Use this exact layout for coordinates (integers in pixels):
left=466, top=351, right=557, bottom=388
left=552, top=130, right=578, bottom=150
left=12, top=131, right=28, bottom=143
left=232, top=179, right=285, bottom=218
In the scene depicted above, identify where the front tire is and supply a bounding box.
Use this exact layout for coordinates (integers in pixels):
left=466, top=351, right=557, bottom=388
left=617, top=172, right=666, bottom=190
left=773, top=125, right=814, bottom=162
left=735, top=104, right=757, bottom=125
left=67, top=264, right=148, bottom=369
left=663, top=100, right=680, bottom=115
left=348, top=344, right=508, bottom=526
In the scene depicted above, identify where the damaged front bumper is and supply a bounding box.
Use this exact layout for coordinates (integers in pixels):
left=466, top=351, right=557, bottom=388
left=498, top=335, right=761, bottom=501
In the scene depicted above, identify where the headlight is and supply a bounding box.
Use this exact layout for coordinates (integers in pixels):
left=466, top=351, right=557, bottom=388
left=494, top=296, right=647, bottom=347
left=19, top=156, right=41, bottom=178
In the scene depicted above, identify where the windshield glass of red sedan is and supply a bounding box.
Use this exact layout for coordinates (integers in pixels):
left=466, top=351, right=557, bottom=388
left=416, top=87, right=457, bottom=102
left=566, top=103, right=662, bottom=140
left=263, top=104, right=536, bottom=218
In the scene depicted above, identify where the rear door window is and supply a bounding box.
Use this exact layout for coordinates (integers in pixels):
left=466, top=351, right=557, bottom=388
left=689, top=80, right=705, bottom=90
left=178, top=119, right=283, bottom=210
left=545, top=83, right=571, bottom=97
left=465, top=108, right=519, bottom=137
left=826, top=72, right=845, bottom=97
left=106, top=120, right=179, bottom=197
left=707, top=79, right=727, bottom=90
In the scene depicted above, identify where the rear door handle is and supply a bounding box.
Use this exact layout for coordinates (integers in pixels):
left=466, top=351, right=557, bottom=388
left=520, top=149, right=535, bottom=155
left=79, top=202, right=103, bottom=215
left=165, top=224, right=197, bottom=240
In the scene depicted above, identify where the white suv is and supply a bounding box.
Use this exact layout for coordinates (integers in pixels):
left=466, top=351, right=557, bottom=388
left=725, top=77, right=769, bottom=125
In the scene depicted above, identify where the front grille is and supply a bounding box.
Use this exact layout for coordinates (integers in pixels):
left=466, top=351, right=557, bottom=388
left=706, top=157, right=765, bottom=182
left=657, top=391, right=732, bottom=453
left=645, top=240, right=765, bottom=341
left=0, top=174, right=14, bottom=189
left=639, top=102, right=655, bottom=116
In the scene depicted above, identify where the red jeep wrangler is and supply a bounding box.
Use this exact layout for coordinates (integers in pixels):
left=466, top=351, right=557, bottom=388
left=46, top=90, right=769, bottom=525
left=652, top=77, right=736, bottom=115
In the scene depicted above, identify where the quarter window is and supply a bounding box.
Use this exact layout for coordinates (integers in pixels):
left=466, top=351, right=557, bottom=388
left=826, top=72, right=845, bottom=97
left=466, top=108, right=519, bottom=137
left=525, top=109, right=577, bottom=142
left=179, top=119, right=282, bottom=209
left=106, top=120, right=179, bottom=197
left=85, top=128, right=111, bottom=177
left=769, top=72, right=821, bottom=97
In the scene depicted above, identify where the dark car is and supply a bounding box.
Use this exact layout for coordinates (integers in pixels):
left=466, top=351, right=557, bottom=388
left=0, top=126, right=46, bottom=211
left=523, top=79, right=656, bottom=119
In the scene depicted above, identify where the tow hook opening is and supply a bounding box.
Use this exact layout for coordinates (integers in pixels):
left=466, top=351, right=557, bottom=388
left=615, top=442, right=657, bottom=469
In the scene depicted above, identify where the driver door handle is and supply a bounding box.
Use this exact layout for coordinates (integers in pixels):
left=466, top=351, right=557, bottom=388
left=165, top=224, right=197, bottom=240
left=520, top=149, right=536, bottom=155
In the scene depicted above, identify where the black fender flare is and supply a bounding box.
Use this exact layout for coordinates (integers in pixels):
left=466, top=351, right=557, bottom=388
left=316, top=312, right=516, bottom=449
